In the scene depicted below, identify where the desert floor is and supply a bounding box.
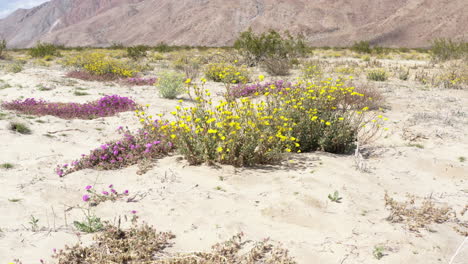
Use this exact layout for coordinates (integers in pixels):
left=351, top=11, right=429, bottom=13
left=0, top=53, right=467, bottom=263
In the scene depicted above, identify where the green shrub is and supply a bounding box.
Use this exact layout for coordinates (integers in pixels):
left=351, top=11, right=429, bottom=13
left=234, top=28, right=307, bottom=66
left=0, top=39, right=6, bottom=59
left=155, top=71, right=185, bottom=99
left=430, top=38, right=468, bottom=61
left=9, top=122, right=32, bottom=134
left=126, top=45, right=149, bottom=60
left=367, top=68, right=388, bottom=81
left=351, top=41, right=372, bottom=54
left=29, top=42, right=60, bottom=58
left=204, top=62, right=250, bottom=84
left=172, top=52, right=202, bottom=79
left=6, top=63, right=23, bottom=73
left=398, top=67, right=409, bottom=81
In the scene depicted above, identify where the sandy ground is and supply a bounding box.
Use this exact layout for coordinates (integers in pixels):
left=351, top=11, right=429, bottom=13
left=0, top=59, right=467, bottom=264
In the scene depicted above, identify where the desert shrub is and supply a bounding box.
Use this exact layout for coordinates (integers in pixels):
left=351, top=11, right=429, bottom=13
left=302, top=60, right=323, bottom=80
left=9, top=122, right=31, bottom=134
left=431, top=38, right=468, bottom=61
left=397, top=67, right=410, bottom=81
left=334, top=66, right=357, bottom=75
left=367, top=68, right=388, bottom=81
left=29, top=42, right=60, bottom=58
left=0, top=39, right=6, bottom=59
left=172, top=52, right=202, bottom=79
left=66, top=70, right=117, bottom=81
left=204, top=62, right=250, bottom=83
left=351, top=41, right=372, bottom=53
left=2, top=95, right=136, bottom=119
left=154, top=42, right=173, bottom=53
left=262, top=56, right=292, bottom=76
left=55, top=125, right=173, bottom=177
left=62, top=52, right=137, bottom=78
left=414, top=70, right=431, bottom=85
left=5, top=63, right=23, bottom=73
left=234, top=28, right=307, bottom=66
left=384, top=192, right=467, bottom=235
left=434, top=63, right=468, bottom=89
left=121, top=77, right=157, bottom=86
left=228, top=80, right=292, bottom=98
left=155, top=71, right=185, bottom=99
left=136, top=78, right=386, bottom=166
left=50, top=221, right=295, bottom=264
left=126, top=45, right=149, bottom=60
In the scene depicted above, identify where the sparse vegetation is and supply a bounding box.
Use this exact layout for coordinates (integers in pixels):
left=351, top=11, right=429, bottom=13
left=430, top=38, right=468, bottom=61
left=155, top=71, right=186, bottom=99
left=9, top=122, right=32, bottom=134
left=0, top=163, right=14, bottom=169
left=0, top=39, right=6, bottom=59
left=367, top=68, right=388, bottom=81
left=29, top=42, right=60, bottom=58
left=328, top=191, right=343, bottom=203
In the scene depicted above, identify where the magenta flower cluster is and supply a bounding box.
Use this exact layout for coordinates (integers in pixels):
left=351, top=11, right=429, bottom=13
left=229, top=80, right=292, bottom=98
left=81, top=184, right=130, bottom=206
left=2, top=95, right=136, bottom=119
left=56, top=125, right=174, bottom=177
left=121, top=77, right=157, bottom=86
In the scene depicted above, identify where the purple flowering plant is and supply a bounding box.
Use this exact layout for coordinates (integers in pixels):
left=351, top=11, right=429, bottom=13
left=121, top=77, right=157, bottom=86
left=2, top=95, right=136, bottom=119
left=81, top=184, right=130, bottom=206
left=56, top=123, right=173, bottom=177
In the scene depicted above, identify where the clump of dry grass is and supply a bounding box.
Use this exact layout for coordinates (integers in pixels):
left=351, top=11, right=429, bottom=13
left=44, top=221, right=296, bottom=264
left=384, top=192, right=467, bottom=235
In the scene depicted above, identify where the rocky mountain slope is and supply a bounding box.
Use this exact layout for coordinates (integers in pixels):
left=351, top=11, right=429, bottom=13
left=0, top=0, right=467, bottom=48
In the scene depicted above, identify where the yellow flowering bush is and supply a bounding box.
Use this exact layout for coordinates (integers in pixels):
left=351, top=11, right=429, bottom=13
left=62, top=52, right=137, bottom=78
left=136, top=76, right=386, bottom=166
left=204, top=62, right=250, bottom=84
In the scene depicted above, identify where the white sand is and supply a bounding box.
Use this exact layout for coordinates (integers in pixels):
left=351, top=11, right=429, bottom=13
left=0, top=60, right=467, bottom=263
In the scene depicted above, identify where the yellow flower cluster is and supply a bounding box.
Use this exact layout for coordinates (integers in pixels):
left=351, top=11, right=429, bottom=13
left=62, top=52, right=137, bottom=77
left=204, top=62, right=250, bottom=84
left=136, top=76, right=387, bottom=165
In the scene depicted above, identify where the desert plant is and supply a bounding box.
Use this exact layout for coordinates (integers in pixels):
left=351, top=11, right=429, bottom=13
left=5, top=63, right=23, bottom=73
left=234, top=28, right=307, bottom=66
left=367, top=68, right=388, bottom=81
left=430, top=38, right=468, bottom=61
left=55, top=125, right=173, bottom=177
left=2, top=95, right=136, bottom=119
left=328, top=191, right=343, bottom=203
left=351, top=41, right=372, bottom=53
left=398, top=67, right=410, bottom=81
left=62, top=52, right=138, bottom=78
left=126, top=45, right=149, bottom=60
left=29, top=42, right=60, bottom=58
left=0, top=39, right=6, bottom=59
left=155, top=71, right=185, bottom=99
left=0, top=163, right=14, bottom=169
left=73, top=209, right=104, bottom=233
left=172, top=52, right=202, bottom=79
left=204, top=62, right=250, bottom=84
left=51, top=221, right=295, bottom=264
left=28, top=215, right=40, bottom=231
left=373, top=246, right=385, bottom=260
left=262, top=56, right=292, bottom=76
left=9, top=122, right=31, bottom=134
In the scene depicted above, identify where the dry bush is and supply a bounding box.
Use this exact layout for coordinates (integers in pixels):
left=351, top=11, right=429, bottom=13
left=262, top=56, right=292, bottom=76
left=49, top=222, right=296, bottom=264
left=345, top=81, right=386, bottom=110
left=384, top=192, right=467, bottom=235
